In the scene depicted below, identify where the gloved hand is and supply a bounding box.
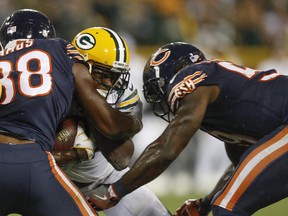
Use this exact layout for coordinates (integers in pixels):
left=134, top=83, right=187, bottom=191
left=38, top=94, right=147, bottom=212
left=174, top=199, right=200, bottom=216
left=87, top=184, right=120, bottom=210
left=72, top=123, right=96, bottom=161
left=173, top=197, right=211, bottom=216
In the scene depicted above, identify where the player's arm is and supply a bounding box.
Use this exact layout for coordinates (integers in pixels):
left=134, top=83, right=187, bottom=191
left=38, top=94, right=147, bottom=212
left=88, top=85, right=220, bottom=209
left=72, top=63, right=142, bottom=140
left=53, top=149, right=88, bottom=165
left=90, top=84, right=143, bottom=170
left=225, top=142, right=250, bottom=166
left=198, top=143, right=249, bottom=207
left=118, top=85, right=220, bottom=194
left=90, top=127, right=135, bottom=170
left=53, top=118, right=95, bottom=165
left=175, top=164, right=234, bottom=216
left=175, top=142, right=249, bottom=216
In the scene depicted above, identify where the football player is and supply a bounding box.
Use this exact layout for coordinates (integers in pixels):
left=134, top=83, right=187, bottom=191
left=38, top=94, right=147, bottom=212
left=0, top=9, right=141, bottom=216
left=89, top=42, right=288, bottom=216
left=53, top=27, right=171, bottom=216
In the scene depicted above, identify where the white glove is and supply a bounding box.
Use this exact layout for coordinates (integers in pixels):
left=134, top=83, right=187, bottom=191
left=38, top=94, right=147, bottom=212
left=72, top=124, right=96, bottom=161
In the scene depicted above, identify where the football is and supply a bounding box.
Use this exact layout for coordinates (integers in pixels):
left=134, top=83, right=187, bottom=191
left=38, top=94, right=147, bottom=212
left=54, top=117, right=78, bottom=151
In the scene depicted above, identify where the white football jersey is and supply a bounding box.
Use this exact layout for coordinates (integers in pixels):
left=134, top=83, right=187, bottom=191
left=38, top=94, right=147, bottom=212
left=61, top=82, right=172, bottom=216
left=61, top=83, right=139, bottom=185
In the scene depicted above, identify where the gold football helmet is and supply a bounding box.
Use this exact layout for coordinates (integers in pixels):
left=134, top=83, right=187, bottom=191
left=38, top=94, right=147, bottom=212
left=72, top=27, right=131, bottom=104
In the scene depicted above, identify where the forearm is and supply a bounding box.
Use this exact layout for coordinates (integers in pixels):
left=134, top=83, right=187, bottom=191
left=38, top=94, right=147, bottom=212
left=73, top=67, right=141, bottom=140
left=52, top=149, right=88, bottom=165
left=114, top=141, right=173, bottom=198
left=177, top=164, right=235, bottom=216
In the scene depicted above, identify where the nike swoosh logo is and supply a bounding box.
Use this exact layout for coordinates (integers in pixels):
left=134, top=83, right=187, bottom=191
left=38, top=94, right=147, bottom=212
left=93, top=194, right=108, bottom=201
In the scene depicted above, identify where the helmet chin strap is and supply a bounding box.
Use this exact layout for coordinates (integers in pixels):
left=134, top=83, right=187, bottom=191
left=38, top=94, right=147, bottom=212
left=97, top=88, right=119, bottom=105
left=96, top=89, right=108, bottom=97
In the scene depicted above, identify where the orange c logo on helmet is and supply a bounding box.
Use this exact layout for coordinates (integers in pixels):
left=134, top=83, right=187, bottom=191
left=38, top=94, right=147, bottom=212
left=151, top=48, right=171, bottom=66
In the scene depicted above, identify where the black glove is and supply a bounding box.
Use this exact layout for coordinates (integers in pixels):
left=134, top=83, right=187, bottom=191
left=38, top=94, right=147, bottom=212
left=173, top=197, right=211, bottom=216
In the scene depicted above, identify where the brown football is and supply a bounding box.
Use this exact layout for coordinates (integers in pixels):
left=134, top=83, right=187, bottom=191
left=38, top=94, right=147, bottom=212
left=54, top=118, right=78, bottom=151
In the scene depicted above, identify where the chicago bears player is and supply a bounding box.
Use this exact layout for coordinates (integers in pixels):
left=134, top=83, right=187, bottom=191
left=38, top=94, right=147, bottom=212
left=53, top=27, right=171, bottom=216
left=89, top=42, right=288, bottom=216
left=0, top=10, right=141, bottom=216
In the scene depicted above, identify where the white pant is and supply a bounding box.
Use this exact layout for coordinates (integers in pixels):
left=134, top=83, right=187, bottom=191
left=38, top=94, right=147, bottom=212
left=104, top=186, right=171, bottom=216
left=63, top=151, right=171, bottom=216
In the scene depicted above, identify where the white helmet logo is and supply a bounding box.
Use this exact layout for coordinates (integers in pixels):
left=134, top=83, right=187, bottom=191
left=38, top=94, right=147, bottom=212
left=189, top=53, right=200, bottom=62
left=75, top=33, right=95, bottom=50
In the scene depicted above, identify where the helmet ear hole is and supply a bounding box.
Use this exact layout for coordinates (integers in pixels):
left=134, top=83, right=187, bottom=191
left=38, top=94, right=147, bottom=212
left=0, top=9, right=56, bottom=48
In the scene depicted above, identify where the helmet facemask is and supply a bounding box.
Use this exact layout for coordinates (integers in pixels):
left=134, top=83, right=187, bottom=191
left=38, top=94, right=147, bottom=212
left=143, top=77, right=172, bottom=122
left=89, top=61, right=130, bottom=105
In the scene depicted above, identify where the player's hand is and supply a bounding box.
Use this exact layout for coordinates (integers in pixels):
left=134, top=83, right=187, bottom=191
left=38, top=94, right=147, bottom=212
left=72, top=123, right=96, bottom=161
left=174, top=199, right=200, bottom=216
left=87, top=184, right=120, bottom=210
left=173, top=198, right=211, bottom=216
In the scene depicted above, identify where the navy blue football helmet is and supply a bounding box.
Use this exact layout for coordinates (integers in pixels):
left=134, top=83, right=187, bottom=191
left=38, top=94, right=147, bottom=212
left=143, top=42, right=206, bottom=122
left=0, top=9, right=56, bottom=48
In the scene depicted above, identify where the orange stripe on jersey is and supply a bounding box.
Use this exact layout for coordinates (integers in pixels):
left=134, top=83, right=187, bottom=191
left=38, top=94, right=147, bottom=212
left=46, top=152, right=98, bottom=216
left=169, top=71, right=203, bottom=96
left=169, top=72, right=207, bottom=112
left=226, top=144, right=287, bottom=210
left=67, top=44, right=74, bottom=48
left=213, top=127, right=288, bottom=211
left=67, top=50, right=80, bottom=54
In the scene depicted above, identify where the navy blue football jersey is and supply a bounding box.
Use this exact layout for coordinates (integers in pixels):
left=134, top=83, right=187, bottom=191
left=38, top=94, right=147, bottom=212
left=167, top=60, right=288, bottom=146
left=0, top=38, right=86, bottom=151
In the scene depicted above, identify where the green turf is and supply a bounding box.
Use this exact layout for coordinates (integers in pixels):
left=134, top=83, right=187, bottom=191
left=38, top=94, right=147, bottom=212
left=7, top=195, right=288, bottom=216
left=160, top=194, right=288, bottom=216
left=98, top=194, right=287, bottom=216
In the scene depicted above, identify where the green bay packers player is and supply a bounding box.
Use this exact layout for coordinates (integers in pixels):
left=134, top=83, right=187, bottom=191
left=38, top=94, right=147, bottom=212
left=53, top=27, right=171, bottom=216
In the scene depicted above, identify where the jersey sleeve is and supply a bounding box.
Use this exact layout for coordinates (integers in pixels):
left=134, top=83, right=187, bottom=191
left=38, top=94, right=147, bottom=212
left=166, top=64, right=209, bottom=113
left=58, top=38, right=89, bottom=69
left=116, top=83, right=140, bottom=113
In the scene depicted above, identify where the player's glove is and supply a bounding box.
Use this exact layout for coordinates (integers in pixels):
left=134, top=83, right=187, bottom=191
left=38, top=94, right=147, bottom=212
left=87, top=184, right=120, bottom=210
left=72, top=124, right=96, bottom=161
left=174, top=197, right=211, bottom=216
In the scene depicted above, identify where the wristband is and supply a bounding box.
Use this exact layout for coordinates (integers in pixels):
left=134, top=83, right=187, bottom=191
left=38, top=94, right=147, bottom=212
left=112, top=179, right=129, bottom=199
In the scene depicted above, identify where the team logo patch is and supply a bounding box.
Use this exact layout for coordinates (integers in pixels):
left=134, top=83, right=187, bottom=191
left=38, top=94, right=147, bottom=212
left=150, top=48, right=171, bottom=66
left=169, top=72, right=207, bottom=99
left=75, top=33, right=95, bottom=50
